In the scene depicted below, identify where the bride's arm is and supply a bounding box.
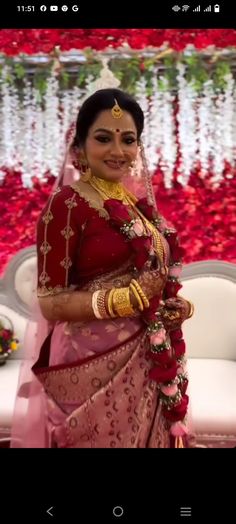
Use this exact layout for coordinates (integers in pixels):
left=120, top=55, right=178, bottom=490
left=39, top=290, right=96, bottom=323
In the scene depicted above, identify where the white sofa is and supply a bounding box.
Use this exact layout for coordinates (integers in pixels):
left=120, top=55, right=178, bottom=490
left=181, top=260, right=236, bottom=447
left=0, top=249, right=236, bottom=447
left=0, top=246, right=37, bottom=443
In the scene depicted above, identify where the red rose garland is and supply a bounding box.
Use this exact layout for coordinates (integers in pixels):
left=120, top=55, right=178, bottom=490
left=104, top=197, right=189, bottom=447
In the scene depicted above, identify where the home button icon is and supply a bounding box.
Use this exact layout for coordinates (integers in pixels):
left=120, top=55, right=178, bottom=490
left=113, top=506, right=124, bottom=517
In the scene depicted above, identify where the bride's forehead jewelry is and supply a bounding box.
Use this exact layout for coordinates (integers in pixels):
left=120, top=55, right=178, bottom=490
left=111, top=98, right=123, bottom=119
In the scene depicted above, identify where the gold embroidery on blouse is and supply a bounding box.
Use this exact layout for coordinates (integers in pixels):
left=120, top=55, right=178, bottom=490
left=40, top=240, right=52, bottom=255
left=39, top=270, right=50, bottom=286
left=62, top=192, right=77, bottom=286
left=60, top=257, right=73, bottom=270
left=70, top=180, right=109, bottom=219
left=42, top=210, right=53, bottom=225
left=38, top=188, right=76, bottom=297
left=38, top=191, right=58, bottom=291
left=65, top=197, right=78, bottom=210
left=61, top=226, right=74, bottom=240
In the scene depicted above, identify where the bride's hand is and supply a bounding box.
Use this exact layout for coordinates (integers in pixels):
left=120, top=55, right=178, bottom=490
left=160, top=296, right=192, bottom=330
left=135, top=268, right=166, bottom=301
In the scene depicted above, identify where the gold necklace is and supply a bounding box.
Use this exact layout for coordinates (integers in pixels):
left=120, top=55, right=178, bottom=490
left=89, top=176, right=129, bottom=202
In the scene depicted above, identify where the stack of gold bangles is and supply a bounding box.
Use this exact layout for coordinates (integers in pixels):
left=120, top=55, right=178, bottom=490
left=92, top=279, right=150, bottom=319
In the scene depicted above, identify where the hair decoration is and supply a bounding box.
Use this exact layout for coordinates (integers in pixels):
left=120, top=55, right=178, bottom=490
left=111, top=99, right=123, bottom=119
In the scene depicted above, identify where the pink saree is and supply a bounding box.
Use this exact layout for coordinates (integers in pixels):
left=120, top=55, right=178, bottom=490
left=32, top=261, right=171, bottom=448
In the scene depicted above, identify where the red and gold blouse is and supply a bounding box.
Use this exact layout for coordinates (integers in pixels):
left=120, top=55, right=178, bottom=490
left=37, top=182, right=134, bottom=297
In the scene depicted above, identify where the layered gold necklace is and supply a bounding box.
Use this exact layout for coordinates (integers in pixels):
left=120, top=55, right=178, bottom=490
left=89, top=175, right=130, bottom=202
left=88, top=176, right=165, bottom=265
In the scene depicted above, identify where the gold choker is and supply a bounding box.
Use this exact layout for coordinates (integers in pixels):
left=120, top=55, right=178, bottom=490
left=89, top=176, right=127, bottom=201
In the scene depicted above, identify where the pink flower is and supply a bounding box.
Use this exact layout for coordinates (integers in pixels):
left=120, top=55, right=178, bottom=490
left=170, top=421, right=188, bottom=437
left=149, top=328, right=166, bottom=346
left=168, top=265, right=182, bottom=278
left=161, top=384, right=178, bottom=396
left=132, top=219, right=145, bottom=237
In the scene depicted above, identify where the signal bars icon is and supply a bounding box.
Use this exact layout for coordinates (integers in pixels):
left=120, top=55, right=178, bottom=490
left=193, top=5, right=201, bottom=11
left=204, top=4, right=211, bottom=10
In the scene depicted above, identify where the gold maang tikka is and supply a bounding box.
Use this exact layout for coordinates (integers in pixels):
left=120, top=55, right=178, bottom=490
left=111, top=98, right=123, bottom=119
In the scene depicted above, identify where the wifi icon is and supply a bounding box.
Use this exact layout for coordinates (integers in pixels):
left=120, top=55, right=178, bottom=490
left=182, top=5, right=190, bottom=10
left=172, top=5, right=181, bottom=11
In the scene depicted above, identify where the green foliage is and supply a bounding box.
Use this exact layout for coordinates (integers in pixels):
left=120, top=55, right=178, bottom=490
left=213, top=61, right=231, bottom=90
left=0, top=50, right=235, bottom=98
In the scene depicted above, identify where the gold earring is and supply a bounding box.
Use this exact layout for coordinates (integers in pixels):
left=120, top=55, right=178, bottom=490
left=129, top=160, right=137, bottom=174
left=80, top=166, right=91, bottom=182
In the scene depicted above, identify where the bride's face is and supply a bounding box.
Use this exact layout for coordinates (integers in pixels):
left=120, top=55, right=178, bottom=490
left=81, top=109, right=138, bottom=182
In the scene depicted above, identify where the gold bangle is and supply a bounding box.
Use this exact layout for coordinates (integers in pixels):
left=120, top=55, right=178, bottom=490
left=97, top=290, right=110, bottom=319
left=131, top=279, right=150, bottom=308
left=112, top=287, right=135, bottom=317
left=129, top=283, right=144, bottom=311
left=107, top=288, right=117, bottom=318
left=177, top=295, right=195, bottom=319
left=187, top=300, right=194, bottom=318
left=92, top=291, right=103, bottom=319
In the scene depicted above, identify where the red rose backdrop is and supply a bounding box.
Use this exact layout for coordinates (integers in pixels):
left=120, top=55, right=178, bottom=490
left=0, top=29, right=236, bottom=274
left=0, top=29, right=236, bottom=54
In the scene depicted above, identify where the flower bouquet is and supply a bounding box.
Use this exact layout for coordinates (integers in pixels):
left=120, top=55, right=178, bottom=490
left=0, top=315, right=19, bottom=366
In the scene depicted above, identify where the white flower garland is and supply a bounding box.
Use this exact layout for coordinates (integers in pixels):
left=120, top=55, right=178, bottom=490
left=197, top=80, right=214, bottom=177
left=158, top=77, right=177, bottom=188
left=176, top=64, right=198, bottom=186
left=0, top=63, right=235, bottom=188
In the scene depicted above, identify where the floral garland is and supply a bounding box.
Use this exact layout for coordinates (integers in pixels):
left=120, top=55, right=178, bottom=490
left=104, top=196, right=189, bottom=447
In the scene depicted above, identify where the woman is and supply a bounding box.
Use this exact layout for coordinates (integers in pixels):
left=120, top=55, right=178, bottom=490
left=30, top=88, right=194, bottom=448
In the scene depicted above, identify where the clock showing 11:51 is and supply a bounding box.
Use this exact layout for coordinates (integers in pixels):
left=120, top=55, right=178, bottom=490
left=17, top=5, right=35, bottom=11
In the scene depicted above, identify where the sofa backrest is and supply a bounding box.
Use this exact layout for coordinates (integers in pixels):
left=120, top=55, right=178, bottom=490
left=181, top=260, right=236, bottom=360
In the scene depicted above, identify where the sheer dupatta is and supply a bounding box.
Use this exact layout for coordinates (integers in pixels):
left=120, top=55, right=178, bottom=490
left=10, top=125, right=80, bottom=448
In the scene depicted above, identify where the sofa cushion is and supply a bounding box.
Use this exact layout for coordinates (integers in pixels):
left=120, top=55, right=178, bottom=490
left=182, top=277, right=236, bottom=360
left=188, top=358, right=236, bottom=436
left=0, top=360, right=22, bottom=436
